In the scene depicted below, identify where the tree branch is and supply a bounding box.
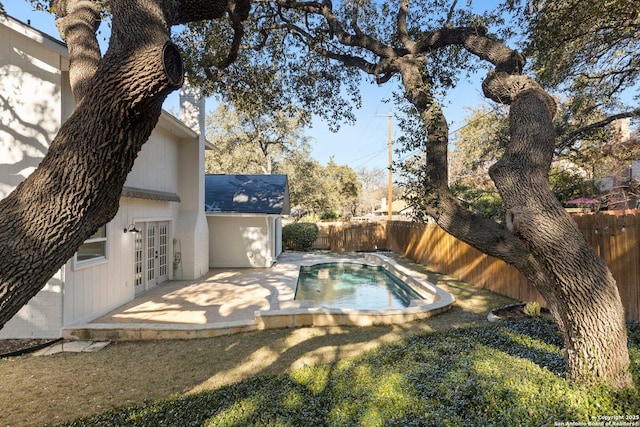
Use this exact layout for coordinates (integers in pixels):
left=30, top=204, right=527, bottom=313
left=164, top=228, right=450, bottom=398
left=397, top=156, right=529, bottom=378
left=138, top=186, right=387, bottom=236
left=274, top=0, right=406, bottom=58
left=172, top=0, right=230, bottom=24
left=445, top=0, right=458, bottom=25
left=51, top=0, right=102, bottom=102
left=217, top=0, right=249, bottom=68
left=397, top=0, right=416, bottom=50
left=348, top=1, right=363, bottom=37
left=415, top=26, right=525, bottom=74
left=558, top=108, right=640, bottom=150
left=173, top=0, right=249, bottom=68
left=274, top=20, right=382, bottom=75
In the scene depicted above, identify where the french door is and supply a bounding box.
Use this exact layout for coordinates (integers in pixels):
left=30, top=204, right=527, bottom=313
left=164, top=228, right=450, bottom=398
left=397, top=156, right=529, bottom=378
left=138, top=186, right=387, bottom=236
left=134, top=221, right=169, bottom=295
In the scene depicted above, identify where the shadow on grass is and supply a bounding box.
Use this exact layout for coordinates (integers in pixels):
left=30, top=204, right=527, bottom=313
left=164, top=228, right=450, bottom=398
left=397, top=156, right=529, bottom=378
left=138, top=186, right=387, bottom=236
left=12, top=253, right=638, bottom=427
left=57, top=254, right=640, bottom=426
left=62, top=320, right=640, bottom=427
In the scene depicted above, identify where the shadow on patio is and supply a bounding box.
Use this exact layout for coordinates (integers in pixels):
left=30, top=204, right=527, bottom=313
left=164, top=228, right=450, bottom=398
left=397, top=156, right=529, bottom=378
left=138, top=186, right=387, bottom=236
left=62, top=252, right=366, bottom=341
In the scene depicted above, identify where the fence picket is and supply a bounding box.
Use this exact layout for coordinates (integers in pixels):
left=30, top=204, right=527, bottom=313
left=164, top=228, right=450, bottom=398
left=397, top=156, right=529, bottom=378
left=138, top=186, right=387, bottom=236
left=308, top=211, right=640, bottom=321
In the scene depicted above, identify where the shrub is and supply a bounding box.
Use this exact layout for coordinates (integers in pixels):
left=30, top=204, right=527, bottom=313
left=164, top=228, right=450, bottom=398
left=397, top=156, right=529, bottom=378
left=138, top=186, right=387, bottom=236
left=282, top=222, right=319, bottom=251
left=524, top=301, right=542, bottom=317
left=320, top=210, right=339, bottom=220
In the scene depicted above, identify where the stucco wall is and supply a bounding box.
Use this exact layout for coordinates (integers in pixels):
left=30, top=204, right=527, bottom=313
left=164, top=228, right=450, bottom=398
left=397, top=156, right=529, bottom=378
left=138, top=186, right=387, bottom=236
left=174, top=119, right=209, bottom=279
left=208, top=215, right=276, bottom=268
left=174, top=211, right=209, bottom=279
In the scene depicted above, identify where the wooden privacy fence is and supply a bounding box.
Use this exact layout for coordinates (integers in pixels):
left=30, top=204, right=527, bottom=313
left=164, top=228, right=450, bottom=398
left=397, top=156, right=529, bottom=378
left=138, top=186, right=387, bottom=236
left=312, top=211, right=640, bottom=322
left=385, top=221, right=546, bottom=308
left=313, top=222, right=387, bottom=252
left=571, top=210, right=639, bottom=322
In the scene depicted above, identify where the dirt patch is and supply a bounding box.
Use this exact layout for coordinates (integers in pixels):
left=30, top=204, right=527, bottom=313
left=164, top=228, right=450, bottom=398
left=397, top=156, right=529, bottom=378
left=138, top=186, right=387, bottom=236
left=0, top=339, right=59, bottom=357
left=488, top=303, right=552, bottom=322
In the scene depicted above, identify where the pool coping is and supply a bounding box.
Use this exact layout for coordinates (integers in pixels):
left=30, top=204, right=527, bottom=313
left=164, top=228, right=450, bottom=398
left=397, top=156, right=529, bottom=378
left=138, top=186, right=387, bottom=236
left=254, top=253, right=455, bottom=329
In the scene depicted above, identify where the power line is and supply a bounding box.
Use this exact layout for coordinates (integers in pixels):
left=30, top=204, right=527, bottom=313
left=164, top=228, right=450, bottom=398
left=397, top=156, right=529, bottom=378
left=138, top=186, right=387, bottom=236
left=395, top=103, right=498, bottom=164
left=351, top=145, right=389, bottom=168
left=342, top=84, right=396, bottom=167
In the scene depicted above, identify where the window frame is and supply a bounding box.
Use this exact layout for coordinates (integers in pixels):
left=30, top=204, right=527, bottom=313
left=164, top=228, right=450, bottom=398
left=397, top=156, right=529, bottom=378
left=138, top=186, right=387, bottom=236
left=73, top=224, right=109, bottom=270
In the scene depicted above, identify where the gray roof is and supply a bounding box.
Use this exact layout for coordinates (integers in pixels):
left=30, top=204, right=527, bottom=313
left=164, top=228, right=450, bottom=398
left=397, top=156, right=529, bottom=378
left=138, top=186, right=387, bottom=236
left=204, top=174, right=290, bottom=215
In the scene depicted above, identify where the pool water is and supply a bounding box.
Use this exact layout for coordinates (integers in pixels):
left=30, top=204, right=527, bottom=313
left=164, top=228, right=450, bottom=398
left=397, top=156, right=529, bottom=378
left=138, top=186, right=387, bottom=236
left=294, top=262, right=423, bottom=310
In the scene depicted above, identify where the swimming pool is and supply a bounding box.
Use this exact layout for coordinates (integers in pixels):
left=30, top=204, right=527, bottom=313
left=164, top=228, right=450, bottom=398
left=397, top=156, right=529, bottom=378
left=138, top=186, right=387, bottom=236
left=254, top=253, right=455, bottom=329
left=295, top=262, right=423, bottom=310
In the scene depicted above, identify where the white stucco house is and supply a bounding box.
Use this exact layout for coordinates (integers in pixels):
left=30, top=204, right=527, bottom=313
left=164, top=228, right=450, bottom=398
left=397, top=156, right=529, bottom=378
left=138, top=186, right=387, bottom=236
left=206, top=174, right=290, bottom=268
left=0, top=14, right=212, bottom=338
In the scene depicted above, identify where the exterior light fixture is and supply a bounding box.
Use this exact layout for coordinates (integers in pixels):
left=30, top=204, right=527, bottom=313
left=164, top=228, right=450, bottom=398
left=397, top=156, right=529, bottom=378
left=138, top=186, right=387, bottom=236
left=124, top=224, right=141, bottom=234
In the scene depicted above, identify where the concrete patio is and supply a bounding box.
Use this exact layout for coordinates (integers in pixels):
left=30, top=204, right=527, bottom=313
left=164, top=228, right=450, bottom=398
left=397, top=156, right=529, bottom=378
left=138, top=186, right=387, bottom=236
left=62, top=252, right=454, bottom=342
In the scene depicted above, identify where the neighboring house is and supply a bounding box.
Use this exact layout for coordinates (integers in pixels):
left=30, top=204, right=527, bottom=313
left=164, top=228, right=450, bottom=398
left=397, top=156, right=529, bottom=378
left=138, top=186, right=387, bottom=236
left=593, top=119, right=640, bottom=210
left=205, top=174, right=290, bottom=268
left=374, top=198, right=413, bottom=220
left=0, top=15, right=211, bottom=338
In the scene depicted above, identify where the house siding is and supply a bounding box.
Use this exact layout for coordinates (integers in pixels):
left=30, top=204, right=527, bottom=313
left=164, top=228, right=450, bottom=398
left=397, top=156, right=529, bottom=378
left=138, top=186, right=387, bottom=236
left=124, top=125, right=180, bottom=193
left=0, top=271, right=63, bottom=339
left=0, top=17, right=71, bottom=199
left=0, top=15, right=210, bottom=338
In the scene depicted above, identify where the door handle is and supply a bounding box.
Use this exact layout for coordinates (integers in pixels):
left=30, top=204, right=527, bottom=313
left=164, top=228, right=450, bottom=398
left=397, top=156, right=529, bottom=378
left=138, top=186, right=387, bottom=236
left=155, top=250, right=159, bottom=259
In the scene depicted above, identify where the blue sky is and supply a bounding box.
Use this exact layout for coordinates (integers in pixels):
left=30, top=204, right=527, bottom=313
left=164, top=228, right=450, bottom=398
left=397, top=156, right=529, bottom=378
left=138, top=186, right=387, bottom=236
left=4, top=1, right=491, bottom=171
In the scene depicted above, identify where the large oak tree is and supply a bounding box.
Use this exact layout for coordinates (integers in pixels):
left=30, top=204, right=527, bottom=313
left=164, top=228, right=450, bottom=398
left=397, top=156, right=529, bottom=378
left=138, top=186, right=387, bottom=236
left=187, top=0, right=632, bottom=387
left=0, top=0, right=634, bottom=388
left=180, top=0, right=635, bottom=387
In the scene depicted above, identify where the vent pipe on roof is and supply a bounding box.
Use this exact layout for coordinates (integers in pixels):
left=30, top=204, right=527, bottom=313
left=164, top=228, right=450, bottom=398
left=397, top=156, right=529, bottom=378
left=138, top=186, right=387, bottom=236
left=179, top=83, right=205, bottom=136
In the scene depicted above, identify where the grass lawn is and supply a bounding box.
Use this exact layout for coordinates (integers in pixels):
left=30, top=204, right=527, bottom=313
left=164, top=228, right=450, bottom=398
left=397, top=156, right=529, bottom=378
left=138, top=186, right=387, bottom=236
left=1, top=256, right=638, bottom=426
left=63, top=321, right=640, bottom=427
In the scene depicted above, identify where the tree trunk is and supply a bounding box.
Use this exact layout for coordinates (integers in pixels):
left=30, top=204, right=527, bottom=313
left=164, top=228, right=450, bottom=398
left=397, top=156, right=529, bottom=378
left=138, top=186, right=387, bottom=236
left=398, top=50, right=632, bottom=387
left=486, top=76, right=631, bottom=387
left=0, top=0, right=185, bottom=329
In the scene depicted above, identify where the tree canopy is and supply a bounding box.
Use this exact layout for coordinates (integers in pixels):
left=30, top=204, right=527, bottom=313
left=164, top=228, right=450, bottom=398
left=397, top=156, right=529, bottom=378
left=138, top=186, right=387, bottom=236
left=205, top=103, right=310, bottom=174
left=511, top=0, right=640, bottom=123
left=176, top=6, right=363, bottom=132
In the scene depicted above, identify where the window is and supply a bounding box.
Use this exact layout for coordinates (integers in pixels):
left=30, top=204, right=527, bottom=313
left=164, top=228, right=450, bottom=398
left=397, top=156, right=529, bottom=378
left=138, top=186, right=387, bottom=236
left=75, top=225, right=108, bottom=266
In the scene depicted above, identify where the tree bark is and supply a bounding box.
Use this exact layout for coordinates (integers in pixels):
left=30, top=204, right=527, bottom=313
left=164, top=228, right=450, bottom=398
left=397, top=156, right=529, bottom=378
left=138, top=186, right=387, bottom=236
left=399, top=57, right=562, bottom=329
left=485, top=73, right=631, bottom=387
left=0, top=0, right=227, bottom=330
left=395, top=30, right=631, bottom=387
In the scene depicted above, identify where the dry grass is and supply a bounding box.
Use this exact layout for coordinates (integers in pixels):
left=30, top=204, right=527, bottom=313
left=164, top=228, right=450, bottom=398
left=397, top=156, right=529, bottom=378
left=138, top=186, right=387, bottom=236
left=0, top=257, right=516, bottom=427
